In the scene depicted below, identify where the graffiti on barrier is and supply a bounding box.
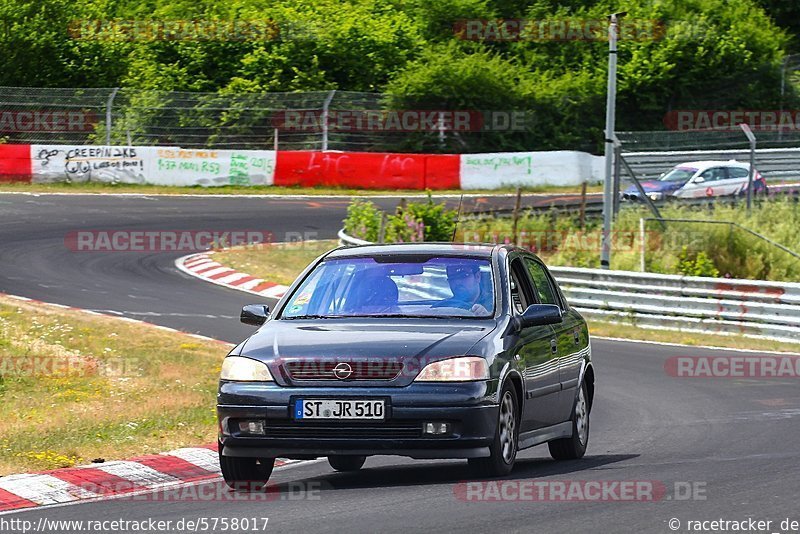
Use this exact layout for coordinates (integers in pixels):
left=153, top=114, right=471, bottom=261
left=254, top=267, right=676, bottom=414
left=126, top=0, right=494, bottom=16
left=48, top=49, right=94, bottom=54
left=33, top=146, right=146, bottom=183
left=31, top=145, right=277, bottom=186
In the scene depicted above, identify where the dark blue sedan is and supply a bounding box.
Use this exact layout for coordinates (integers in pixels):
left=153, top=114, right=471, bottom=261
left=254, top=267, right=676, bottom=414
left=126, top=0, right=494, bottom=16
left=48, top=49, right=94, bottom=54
left=217, top=243, right=595, bottom=489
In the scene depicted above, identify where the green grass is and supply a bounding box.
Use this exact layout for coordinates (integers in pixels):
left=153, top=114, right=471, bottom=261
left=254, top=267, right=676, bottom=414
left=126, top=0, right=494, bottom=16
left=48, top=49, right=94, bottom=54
left=212, top=240, right=340, bottom=286
left=0, top=181, right=603, bottom=196
left=0, top=296, right=228, bottom=475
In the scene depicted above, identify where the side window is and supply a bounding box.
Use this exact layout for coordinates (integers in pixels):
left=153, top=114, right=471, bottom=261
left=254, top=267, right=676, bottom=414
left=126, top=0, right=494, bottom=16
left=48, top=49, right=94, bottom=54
left=728, top=167, right=749, bottom=179
left=523, top=258, right=558, bottom=306
left=508, top=259, right=532, bottom=314
left=700, top=167, right=726, bottom=182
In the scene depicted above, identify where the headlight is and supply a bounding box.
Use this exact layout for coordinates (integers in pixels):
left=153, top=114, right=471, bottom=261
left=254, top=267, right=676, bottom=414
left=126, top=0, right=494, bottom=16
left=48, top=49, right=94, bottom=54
left=648, top=192, right=663, bottom=201
left=220, top=356, right=273, bottom=382
left=415, top=357, right=489, bottom=382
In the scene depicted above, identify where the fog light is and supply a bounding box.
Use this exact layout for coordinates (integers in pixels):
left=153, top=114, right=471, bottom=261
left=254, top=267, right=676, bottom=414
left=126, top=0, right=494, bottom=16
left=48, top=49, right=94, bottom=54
left=238, top=420, right=265, bottom=435
left=423, top=422, right=450, bottom=435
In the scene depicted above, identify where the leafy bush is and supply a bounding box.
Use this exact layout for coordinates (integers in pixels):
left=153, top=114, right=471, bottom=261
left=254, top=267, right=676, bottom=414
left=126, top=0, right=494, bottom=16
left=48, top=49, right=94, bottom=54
left=385, top=192, right=458, bottom=242
left=343, top=194, right=457, bottom=243
left=677, top=247, right=720, bottom=277
left=343, top=199, right=382, bottom=241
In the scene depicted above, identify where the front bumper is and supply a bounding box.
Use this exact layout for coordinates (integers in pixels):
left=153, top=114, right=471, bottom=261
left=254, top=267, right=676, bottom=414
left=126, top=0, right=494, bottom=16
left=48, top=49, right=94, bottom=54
left=217, top=380, right=499, bottom=460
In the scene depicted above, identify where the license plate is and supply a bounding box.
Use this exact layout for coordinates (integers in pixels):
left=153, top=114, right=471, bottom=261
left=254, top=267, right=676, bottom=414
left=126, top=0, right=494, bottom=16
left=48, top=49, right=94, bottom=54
left=293, top=399, right=385, bottom=420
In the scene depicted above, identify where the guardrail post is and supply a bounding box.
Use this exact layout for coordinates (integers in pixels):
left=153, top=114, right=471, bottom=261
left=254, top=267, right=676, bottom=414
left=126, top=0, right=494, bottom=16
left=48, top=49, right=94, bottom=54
left=739, top=123, right=757, bottom=212
left=105, top=87, right=120, bottom=146
left=639, top=218, right=646, bottom=272
left=321, top=90, right=336, bottom=151
left=600, top=13, right=623, bottom=270
left=613, top=141, right=622, bottom=216
left=512, top=187, right=522, bottom=245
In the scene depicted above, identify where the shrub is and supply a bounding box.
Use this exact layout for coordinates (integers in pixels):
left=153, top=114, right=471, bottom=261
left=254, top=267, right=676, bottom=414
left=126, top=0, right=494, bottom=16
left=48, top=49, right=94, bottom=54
left=386, top=192, right=458, bottom=242
left=343, top=199, right=382, bottom=241
left=677, top=247, right=720, bottom=278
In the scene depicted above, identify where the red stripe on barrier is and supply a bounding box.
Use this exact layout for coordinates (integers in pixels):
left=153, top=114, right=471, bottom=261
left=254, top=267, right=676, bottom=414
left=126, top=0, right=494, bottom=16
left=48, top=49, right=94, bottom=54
left=0, top=144, right=32, bottom=182
left=129, top=455, right=217, bottom=482
left=50, top=467, right=149, bottom=495
left=275, top=151, right=430, bottom=189
left=0, top=488, right=39, bottom=511
left=424, top=154, right=460, bottom=190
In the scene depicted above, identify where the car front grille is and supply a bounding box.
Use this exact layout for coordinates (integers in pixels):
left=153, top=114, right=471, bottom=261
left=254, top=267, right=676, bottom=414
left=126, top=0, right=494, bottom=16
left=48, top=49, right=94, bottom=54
left=284, top=361, right=403, bottom=381
left=263, top=419, right=422, bottom=439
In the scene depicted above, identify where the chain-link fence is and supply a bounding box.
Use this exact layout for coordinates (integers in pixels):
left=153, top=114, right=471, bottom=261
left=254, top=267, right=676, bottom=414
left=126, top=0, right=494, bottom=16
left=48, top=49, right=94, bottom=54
left=617, top=128, right=800, bottom=152
left=0, top=86, right=508, bottom=152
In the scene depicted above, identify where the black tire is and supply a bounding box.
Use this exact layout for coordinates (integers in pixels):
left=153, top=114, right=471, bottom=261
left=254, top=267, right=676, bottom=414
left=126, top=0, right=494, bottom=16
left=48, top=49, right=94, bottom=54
left=219, top=448, right=275, bottom=491
left=328, top=455, right=367, bottom=472
left=468, top=383, right=518, bottom=478
left=548, top=381, right=589, bottom=460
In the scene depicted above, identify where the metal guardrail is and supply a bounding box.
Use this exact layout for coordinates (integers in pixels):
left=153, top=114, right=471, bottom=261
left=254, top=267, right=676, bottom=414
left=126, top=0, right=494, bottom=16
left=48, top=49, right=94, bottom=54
left=622, top=147, right=800, bottom=184
left=338, top=228, right=800, bottom=343
left=549, top=266, right=800, bottom=343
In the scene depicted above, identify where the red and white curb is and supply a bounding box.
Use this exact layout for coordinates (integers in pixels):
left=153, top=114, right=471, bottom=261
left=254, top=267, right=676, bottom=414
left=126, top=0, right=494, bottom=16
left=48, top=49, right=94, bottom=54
left=0, top=446, right=221, bottom=512
left=0, top=444, right=306, bottom=513
left=0, top=292, right=308, bottom=514
left=176, top=253, right=290, bottom=300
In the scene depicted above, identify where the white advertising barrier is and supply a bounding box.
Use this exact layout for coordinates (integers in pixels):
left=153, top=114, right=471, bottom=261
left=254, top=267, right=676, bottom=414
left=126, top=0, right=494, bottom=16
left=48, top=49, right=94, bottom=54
left=31, top=145, right=276, bottom=186
left=459, top=150, right=604, bottom=189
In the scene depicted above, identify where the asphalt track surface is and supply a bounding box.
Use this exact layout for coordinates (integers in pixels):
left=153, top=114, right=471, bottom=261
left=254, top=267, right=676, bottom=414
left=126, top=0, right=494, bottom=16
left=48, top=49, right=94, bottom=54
left=1, top=193, right=798, bottom=533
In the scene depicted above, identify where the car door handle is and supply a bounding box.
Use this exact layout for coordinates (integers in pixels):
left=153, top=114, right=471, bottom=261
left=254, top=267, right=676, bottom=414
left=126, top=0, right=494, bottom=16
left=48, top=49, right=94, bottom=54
left=550, top=338, right=557, bottom=354
left=574, top=330, right=580, bottom=345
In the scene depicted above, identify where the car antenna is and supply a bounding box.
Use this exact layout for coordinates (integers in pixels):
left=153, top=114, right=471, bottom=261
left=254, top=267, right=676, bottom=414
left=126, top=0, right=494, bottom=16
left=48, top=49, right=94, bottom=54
left=451, top=194, right=464, bottom=242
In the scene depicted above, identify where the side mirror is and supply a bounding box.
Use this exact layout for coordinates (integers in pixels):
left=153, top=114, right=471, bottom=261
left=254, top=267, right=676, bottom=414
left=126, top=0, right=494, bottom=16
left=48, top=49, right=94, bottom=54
left=241, top=304, right=270, bottom=326
left=693, top=176, right=705, bottom=184
left=515, top=304, right=562, bottom=330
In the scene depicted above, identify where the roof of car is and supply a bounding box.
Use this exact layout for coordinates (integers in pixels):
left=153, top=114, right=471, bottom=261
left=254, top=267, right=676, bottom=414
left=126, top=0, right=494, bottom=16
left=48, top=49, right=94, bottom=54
left=325, top=242, right=501, bottom=259
left=677, top=160, right=749, bottom=170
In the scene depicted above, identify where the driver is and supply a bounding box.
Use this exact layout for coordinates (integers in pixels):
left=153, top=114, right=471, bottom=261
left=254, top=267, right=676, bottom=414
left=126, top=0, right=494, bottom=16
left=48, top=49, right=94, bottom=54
left=436, top=263, right=489, bottom=315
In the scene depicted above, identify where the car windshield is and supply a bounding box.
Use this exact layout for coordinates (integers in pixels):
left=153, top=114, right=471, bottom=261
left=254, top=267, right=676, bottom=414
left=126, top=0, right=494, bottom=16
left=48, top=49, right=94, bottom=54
left=659, top=167, right=697, bottom=182
left=280, top=256, right=495, bottom=319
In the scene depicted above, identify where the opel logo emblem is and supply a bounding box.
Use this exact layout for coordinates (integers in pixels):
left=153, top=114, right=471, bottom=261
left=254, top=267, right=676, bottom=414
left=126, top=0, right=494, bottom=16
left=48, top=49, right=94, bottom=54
left=333, top=362, right=353, bottom=380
